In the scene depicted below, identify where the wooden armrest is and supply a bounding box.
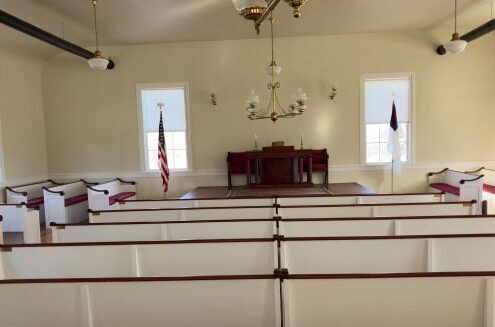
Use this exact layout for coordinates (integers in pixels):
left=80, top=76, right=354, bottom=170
left=465, top=167, right=485, bottom=174
left=48, top=179, right=64, bottom=186
left=460, top=175, right=484, bottom=184
left=116, top=178, right=136, bottom=185
left=81, top=179, right=99, bottom=186
left=43, top=187, right=64, bottom=196
left=427, top=168, right=449, bottom=177
left=87, top=185, right=109, bottom=195
left=5, top=187, right=28, bottom=196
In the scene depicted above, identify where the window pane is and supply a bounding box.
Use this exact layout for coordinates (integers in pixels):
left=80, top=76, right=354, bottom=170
left=400, top=141, right=408, bottom=162
left=148, top=150, right=158, bottom=170
left=366, top=143, right=380, bottom=163
left=366, top=124, right=379, bottom=143
left=147, top=132, right=158, bottom=151
left=174, top=150, right=188, bottom=169
left=399, top=123, right=408, bottom=142
left=379, top=124, right=389, bottom=143
left=380, top=143, right=392, bottom=163
left=166, top=150, right=175, bottom=168
left=365, top=78, right=410, bottom=123
left=173, top=132, right=186, bottom=150
left=164, top=132, right=174, bottom=150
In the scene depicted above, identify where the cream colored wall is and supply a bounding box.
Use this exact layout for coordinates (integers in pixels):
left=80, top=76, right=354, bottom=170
left=0, top=49, right=48, bottom=186
left=42, top=30, right=495, bottom=197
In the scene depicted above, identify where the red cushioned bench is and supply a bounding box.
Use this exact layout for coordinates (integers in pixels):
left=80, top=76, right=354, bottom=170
left=429, top=183, right=460, bottom=196
left=64, top=194, right=88, bottom=207
left=109, top=192, right=137, bottom=206
left=27, top=196, right=44, bottom=209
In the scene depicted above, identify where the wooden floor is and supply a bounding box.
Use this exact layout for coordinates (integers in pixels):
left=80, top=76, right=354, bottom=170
left=180, top=183, right=375, bottom=199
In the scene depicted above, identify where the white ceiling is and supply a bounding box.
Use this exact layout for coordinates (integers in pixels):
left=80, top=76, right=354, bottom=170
left=0, top=0, right=493, bottom=59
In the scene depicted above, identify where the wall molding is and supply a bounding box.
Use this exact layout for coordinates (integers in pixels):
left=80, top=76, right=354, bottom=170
left=45, top=160, right=495, bottom=181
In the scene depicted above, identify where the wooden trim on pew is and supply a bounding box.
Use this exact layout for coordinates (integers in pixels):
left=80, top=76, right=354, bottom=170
left=88, top=205, right=275, bottom=213
left=51, top=218, right=277, bottom=227
left=0, top=237, right=277, bottom=249
left=278, top=200, right=476, bottom=208
left=2, top=271, right=495, bottom=284
left=119, top=192, right=445, bottom=203
left=87, top=185, right=109, bottom=195
left=282, top=214, right=495, bottom=222
left=116, top=178, right=136, bottom=185
left=427, top=168, right=449, bottom=176
left=5, top=187, right=28, bottom=196
left=0, top=274, right=277, bottom=284
left=5, top=233, right=495, bottom=249
left=282, top=234, right=495, bottom=242
left=50, top=214, right=495, bottom=228
left=460, top=175, right=484, bottom=184
left=287, top=271, right=495, bottom=280
left=6, top=179, right=63, bottom=190
left=465, top=167, right=495, bottom=174
left=43, top=187, right=64, bottom=196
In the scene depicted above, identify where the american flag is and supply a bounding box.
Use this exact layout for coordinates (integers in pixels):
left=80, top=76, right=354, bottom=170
left=158, top=103, right=170, bottom=192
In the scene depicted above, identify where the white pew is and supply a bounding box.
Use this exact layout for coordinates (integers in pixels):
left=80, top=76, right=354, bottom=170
left=0, top=278, right=278, bottom=327
left=6, top=179, right=60, bottom=222
left=114, top=194, right=443, bottom=210
left=51, top=219, right=276, bottom=243
left=43, top=180, right=93, bottom=227
left=89, top=206, right=276, bottom=223
left=0, top=240, right=275, bottom=279
left=115, top=197, right=274, bottom=210
left=277, top=193, right=444, bottom=206
left=87, top=178, right=137, bottom=210
left=281, top=216, right=495, bottom=237
left=278, top=201, right=477, bottom=219
left=285, top=275, right=494, bottom=327
left=427, top=169, right=483, bottom=211
left=0, top=204, right=40, bottom=243
left=282, top=236, right=495, bottom=274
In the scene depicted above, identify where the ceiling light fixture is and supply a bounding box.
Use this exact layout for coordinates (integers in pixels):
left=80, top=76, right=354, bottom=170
left=244, top=13, right=307, bottom=123
left=232, top=0, right=309, bottom=34
left=88, top=0, right=110, bottom=70
left=444, top=0, right=468, bottom=54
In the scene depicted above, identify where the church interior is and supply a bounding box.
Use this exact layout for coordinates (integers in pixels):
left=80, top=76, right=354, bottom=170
left=1, top=0, right=495, bottom=326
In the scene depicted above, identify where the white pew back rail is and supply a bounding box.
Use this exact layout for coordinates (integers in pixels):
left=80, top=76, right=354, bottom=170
left=87, top=178, right=137, bottom=210
left=52, top=215, right=495, bottom=243
left=0, top=239, right=276, bottom=279
left=89, top=206, right=277, bottom=223
left=0, top=277, right=278, bottom=327
left=51, top=219, right=276, bottom=243
left=0, top=274, right=494, bottom=327
left=282, top=235, right=495, bottom=274
left=278, top=201, right=478, bottom=219
left=114, top=193, right=445, bottom=211
left=43, top=180, right=94, bottom=228
left=0, top=204, right=40, bottom=243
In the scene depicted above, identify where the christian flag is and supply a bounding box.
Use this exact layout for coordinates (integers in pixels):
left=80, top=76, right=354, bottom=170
left=158, top=110, right=170, bottom=192
left=387, top=101, right=402, bottom=171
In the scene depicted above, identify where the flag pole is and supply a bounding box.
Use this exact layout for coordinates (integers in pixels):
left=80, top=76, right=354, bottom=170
left=391, top=159, right=394, bottom=193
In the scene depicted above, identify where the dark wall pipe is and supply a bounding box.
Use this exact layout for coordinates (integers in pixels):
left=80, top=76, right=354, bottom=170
left=0, top=9, right=114, bottom=69
left=437, top=18, right=495, bottom=55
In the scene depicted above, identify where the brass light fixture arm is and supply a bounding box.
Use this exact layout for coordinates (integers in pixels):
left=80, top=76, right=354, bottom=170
left=255, top=0, right=281, bottom=34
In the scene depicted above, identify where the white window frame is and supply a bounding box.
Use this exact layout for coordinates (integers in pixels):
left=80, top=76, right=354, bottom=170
left=136, top=82, right=193, bottom=173
left=360, top=72, right=416, bottom=166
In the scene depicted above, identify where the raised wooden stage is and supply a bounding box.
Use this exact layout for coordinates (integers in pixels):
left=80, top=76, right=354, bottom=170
left=180, top=183, right=375, bottom=199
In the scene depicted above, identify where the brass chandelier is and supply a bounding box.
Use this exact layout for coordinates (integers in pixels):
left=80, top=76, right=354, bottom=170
left=244, top=14, right=307, bottom=123
left=232, top=0, right=309, bottom=34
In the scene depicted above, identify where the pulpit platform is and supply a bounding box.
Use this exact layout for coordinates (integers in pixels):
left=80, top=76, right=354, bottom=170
left=180, top=183, right=375, bottom=199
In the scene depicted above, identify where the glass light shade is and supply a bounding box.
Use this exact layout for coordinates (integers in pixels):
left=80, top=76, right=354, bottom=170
left=293, top=88, right=307, bottom=103
left=445, top=39, right=468, bottom=54
left=88, top=51, right=109, bottom=70
left=266, top=63, right=282, bottom=76
left=231, top=0, right=267, bottom=11
left=247, top=90, right=260, bottom=105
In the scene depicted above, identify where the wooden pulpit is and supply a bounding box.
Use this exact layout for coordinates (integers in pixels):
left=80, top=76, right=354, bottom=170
left=227, top=146, right=329, bottom=189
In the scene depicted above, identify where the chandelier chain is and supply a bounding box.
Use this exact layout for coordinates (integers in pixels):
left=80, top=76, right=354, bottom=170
left=92, top=0, right=100, bottom=52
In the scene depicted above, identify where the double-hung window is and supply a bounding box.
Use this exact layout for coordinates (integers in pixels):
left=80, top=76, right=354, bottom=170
left=138, top=83, right=191, bottom=172
left=361, top=73, right=414, bottom=165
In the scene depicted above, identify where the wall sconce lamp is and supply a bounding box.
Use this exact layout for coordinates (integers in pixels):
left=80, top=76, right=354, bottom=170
left=210, top=88, right=218, bottom=106
left=329, top=84, right=338, bottom=100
